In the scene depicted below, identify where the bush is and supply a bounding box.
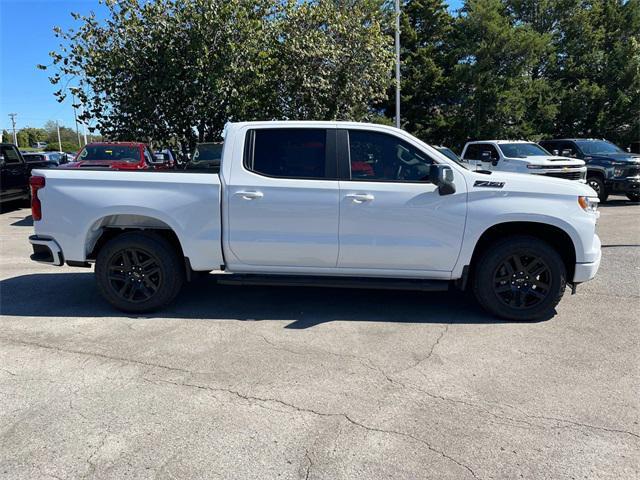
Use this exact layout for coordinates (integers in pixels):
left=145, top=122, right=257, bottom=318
left=45, top=142, right=80, bottom=152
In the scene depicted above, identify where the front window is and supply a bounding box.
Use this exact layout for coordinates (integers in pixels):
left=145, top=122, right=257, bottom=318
left=78, top=145, right=140, bottom=163
left=575, top=140, right=624, bottom=155
left=348, top=130, right=434, bottom=182
left=498, top=143, right=550, bottom=158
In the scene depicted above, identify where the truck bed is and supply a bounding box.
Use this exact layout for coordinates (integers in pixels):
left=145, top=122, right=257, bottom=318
left=32, top=169, right=223, bottom=271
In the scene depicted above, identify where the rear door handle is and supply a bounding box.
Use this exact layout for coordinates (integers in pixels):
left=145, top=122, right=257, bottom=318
left=235, top=190, right=264, bottom=200
left=345, top=193, right=374, bottom=203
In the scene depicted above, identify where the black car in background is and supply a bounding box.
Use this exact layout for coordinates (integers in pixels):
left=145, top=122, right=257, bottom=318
left=629, top=141, right=640, bottom=154
left=539, top=139, right=640, bottom=202
left=1, top=144, right=54, bottom=206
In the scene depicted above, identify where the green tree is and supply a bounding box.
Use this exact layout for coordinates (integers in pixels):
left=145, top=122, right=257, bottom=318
left=1, top=130, right=10, bottom=143
left=449, top=0, right=556, bottom=145
left=42, top=0, right=393, bottom=148
left=551, top=0, right=640, bottom=145
left=387, top=0, right=456, bottom=143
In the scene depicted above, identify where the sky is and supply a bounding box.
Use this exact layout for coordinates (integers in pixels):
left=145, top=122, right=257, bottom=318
left=0, top=0, right=464, bottom=135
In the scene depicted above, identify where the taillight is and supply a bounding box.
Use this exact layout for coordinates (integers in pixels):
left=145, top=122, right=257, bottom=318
left=29, top=176, right=45, bottom=221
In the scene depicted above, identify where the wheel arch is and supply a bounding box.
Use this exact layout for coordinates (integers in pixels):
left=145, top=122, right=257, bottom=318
left=467, top=221, right=577, bottom=284
left=85, top=214, right=186, bottom=265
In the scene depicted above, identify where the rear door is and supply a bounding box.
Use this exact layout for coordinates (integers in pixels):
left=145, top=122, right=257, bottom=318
left=336, top=128, right=467, bottom=273
left=225, top=127, right=340, bottom=269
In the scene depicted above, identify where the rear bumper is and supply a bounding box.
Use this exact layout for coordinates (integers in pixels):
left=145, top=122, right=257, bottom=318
left=29, top=235, right=64, bottom=266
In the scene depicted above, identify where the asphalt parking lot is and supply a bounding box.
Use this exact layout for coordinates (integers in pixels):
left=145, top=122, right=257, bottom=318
left=0, top=200, right=638, bottom=479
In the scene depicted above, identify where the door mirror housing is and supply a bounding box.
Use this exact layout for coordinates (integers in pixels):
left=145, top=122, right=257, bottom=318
left=430, top=164, right=456, bottom=195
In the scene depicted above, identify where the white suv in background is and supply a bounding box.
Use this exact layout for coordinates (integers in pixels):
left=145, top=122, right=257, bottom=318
left=461, top=140, right=587, bottom=181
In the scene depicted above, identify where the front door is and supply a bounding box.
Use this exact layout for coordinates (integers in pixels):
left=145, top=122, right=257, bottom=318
left=337, top=129, right=467, bottom=273
left=226, top=127, right=340, bottom=269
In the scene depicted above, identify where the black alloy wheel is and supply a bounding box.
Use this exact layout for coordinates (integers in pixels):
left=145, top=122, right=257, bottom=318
left=107, top=247, right=163, bottom=303
left=95, top=231, right=184, bottom=312
left=492, top=254, right=551, bottom=309
left=473, top=236, right=566, bottom=321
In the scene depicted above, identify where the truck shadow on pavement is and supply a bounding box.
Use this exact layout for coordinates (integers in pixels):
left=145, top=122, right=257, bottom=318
left=0, top=272, right=547, bottom=327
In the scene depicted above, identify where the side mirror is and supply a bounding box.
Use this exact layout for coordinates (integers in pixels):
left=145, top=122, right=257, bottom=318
left=627, top=147, right=631, bottom=153
left=481, top=151, right=492, bottom=162
left=429, top=164, right=456, bottom=195
left=552, top=149, right=559, bottom=155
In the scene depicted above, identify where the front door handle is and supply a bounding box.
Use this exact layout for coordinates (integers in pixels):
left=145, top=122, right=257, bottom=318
left=345, top=193, right=374, bottom=203
left=235, top=190, right=264, bottom=200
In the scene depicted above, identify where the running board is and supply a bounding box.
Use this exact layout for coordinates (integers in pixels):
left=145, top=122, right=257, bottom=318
left=216, top=274, right=450, bottom=292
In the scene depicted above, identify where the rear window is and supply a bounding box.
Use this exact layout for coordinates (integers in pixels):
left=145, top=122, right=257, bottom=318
left=79, top=145, right=140, bottom=162
left=245, top=129, right=327, bottom=179
left=24, top=154, right=44, bottom=163
left=188, top=143, right=223, bottom=170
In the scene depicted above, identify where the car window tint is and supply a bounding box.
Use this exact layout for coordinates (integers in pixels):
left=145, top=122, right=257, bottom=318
left=248, top=129, right=326, bottom=179
left=348, top=130, right=434, bottom=182
left=1, top=146, right=21, bottom=164
left=463, top=144, right=479, bottom=160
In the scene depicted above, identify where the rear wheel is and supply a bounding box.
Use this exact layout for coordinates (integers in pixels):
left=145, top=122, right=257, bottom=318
left=95, top=231, right=184, bottom=312
left=587, top=176, right=608, bottom=203
left=626, top=193, right=640, bottom=202
left=473, top=236, right=566, bottom=321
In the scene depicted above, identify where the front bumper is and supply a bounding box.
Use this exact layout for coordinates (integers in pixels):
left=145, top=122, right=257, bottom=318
left=29, top=235, right=64, bottom=266
left=573, top=235, right=601, bottom=283
left=608, top=176, right=640, bottom=194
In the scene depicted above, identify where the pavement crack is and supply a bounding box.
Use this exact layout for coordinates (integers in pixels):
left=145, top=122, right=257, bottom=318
left=0, top=336, right=196, bottom=376
left=395, top=324, right=449, bottom=375
left=144, top=377, right=479, bottom=479
left=526, top=414, right=640, bottom=440
left=303, top=448, right=313, bottom=480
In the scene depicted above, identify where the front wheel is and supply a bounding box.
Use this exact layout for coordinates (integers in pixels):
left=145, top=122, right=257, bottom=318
left=587, top=176, right=608, bottom=203
left=626, top=193, right=640, bottom=202
left=473, top=236, right=566, bottom=321
left=95, top=231, right=184, bottom=312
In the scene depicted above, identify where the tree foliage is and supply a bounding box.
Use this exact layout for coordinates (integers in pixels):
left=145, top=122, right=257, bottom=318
left=43, top=0, right=639, bottom=150
left=43, top=0, right=393, bottom=147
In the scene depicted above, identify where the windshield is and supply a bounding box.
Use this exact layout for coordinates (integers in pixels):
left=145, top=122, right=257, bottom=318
left=498, top=143, right=549, bottom=158
left=435, top=146, right=468, bottom=170
left=78, top=145, right=140, bottom=163
left=575, top=140, right=623, bottom=155
left=188, top=143, right=223, bottom=169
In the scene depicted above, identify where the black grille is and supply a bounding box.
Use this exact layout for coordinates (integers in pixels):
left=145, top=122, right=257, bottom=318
left=544, top=171, right=583, bottom=180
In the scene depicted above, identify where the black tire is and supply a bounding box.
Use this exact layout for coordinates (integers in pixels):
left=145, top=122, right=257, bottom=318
left=626, top=193, right=640, bottom=202
left=95, top=231, right=184, bottom=313
left=473, top=236, right=566, bottom=321
left=587, top=176, right=608, bottom=203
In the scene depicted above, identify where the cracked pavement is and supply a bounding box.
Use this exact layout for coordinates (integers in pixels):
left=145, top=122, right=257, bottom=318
left=0, top=200, right=638, bottom=479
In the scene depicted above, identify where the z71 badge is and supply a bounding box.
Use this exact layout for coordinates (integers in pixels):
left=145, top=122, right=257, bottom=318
left=474, top=180, right=505, bottom=188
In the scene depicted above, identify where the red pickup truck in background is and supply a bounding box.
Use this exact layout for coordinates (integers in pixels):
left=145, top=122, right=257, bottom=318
left=63, top=142, right=173, bottom=170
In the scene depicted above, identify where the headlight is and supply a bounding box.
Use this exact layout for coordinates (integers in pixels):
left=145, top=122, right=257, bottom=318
left=613, top=167, right=625, bottom=177
left=578, top=196, right=599, bottom=213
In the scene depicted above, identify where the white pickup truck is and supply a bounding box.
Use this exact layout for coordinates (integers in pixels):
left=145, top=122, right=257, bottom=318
left=461, top=140, right=587, bottom=181
left=28, top=121, right=601, bottom=321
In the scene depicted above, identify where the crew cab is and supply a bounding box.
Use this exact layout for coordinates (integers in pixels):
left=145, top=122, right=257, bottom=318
left=539, top=139, right=640, bottom=202
left=27, top=122, right=602, bottom=321
left=461, top=140, right=586, bottom=182
left=63, top=142, right=171, bottom=170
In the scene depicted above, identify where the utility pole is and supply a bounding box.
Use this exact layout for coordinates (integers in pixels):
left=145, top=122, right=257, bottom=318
left=394, top=0, right=401, bottom=129
left=72, top=91, right=82, bottom=147
left=8, top=113, right=17, bottom=145
left=56, top=120, right=62, bottom=152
